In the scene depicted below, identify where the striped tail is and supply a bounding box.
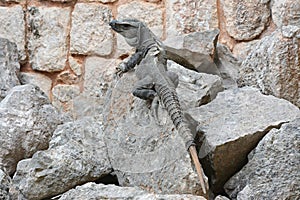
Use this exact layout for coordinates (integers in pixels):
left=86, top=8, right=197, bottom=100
left=155, top=83, right=208, bottom=194
left=155, top=84, right=195, bottom=149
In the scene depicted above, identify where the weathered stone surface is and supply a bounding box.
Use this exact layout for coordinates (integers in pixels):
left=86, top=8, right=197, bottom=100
left=104, top=72, right=207, bottom=196
left=72, top=57, right=115, bottom=119
left=168, top=60, right=224, bottom=109
left=232, top=40, right=259, bottom=60
left=225, top=118, right=300, bottom=199
left=237, top=29, right=300, bottom=107
left=220, top=0, right=270, bottom=40
left=52, top=84, right=81, bottom=112
left=79, top=0, right=117, bottom=2
left=214, top=195, right=230, bottom=200
left=69, top=56, right=82, bottom=76
left=0, top=169, right=11, bottom=200
left=0, top=84, right=62, bottom=175
left=166, top=0, right=218, bottom=37
left=27, top=6, right=70, bottom=72
left=272, top=0, right=300, bottom=28
left=19, top=72, right=52, bottom=99
left=116, top=1, right=163, bottom=54
left=12, top=117, right=111, bottom=200
left=70, top=3, right=113, bottom=56
left=0, top=38, right=20, bottom=101
left=0, top=6, right=26, bottom=61
left=187, top=87, right=300, bottom=193
left=56, top=71, right=80, bottom=85
left=164, top=29, right=220, bottom=75
left=59, top=182, right=206, bottom=200
left=215, top=44, right=241, bottom=89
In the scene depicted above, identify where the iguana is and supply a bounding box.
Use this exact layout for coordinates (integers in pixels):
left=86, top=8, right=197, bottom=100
left=109, top=19, right=207, bottom=194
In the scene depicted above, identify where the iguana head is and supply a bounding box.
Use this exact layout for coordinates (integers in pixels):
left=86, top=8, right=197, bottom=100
left=109, top=19, right=157, bottom=50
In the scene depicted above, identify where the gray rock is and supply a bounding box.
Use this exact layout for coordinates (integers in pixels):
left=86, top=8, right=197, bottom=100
left=215, top=44, right=241, bottom=89
left=27, top=6, right=70, bottom=72
left=70, top=3, right=113, bottom=56
left=19, top=72, right=52, bottom=99
left=0, top=84, right=62, bottom=175
left=164, top=29, right=220, bottom=75
left=237, top=29, right=300, bottom=107
left=220, top=0, right=270, bottom=40
left=271, top=0, right=300, bottom=28
left=168, top=60, right=224, bottom=109
left=0, top=6, right=26, bottom=61
left=187, top=87, right=300, bottom=193
left=104, top=72, right=207, bottom=196
left=165, top=0, right=218, bottom=37
left=59, top=182, right=206, bottom=200
left=52, top=84, right=81, bottom=112
left=0, top=38, right=20, bottom=101
left=12, top=117, right=112, bottom=200
left=72, top=57, right=116, bottom=119
left=0, top=169, right=11, bottom=200
left=224, top=118, right=300, bottom=199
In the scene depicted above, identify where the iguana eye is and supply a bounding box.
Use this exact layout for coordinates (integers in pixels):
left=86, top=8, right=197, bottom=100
left=122, top=24, right=132, bottom=28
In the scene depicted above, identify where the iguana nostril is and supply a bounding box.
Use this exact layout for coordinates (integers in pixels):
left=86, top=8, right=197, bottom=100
left=109, top=20, right=117, bottom=27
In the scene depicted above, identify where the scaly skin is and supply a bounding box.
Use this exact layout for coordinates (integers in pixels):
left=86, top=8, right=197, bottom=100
left=109, top=19, right=207, bottom=194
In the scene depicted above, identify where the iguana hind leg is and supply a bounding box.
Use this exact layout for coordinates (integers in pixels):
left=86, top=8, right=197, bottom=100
left=132, top=76, right=156, bottom=100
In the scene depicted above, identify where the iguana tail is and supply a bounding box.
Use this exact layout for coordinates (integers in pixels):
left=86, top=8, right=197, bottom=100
left=155, top=84, right=207, bottom=194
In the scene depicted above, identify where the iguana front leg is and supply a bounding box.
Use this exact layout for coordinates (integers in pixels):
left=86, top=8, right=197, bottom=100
left=116, top=50, right=144, bottom=76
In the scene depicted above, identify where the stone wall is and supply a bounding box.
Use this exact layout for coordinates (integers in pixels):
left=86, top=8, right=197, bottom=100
left=1, top=0, right=298, bottom=114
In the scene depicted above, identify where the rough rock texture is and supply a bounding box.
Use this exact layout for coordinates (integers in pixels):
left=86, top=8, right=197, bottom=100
left=271, top=0, right=300, bottom=28
left=104, top=72, right=207, bottom=196
left=168, top=60, right=224, bottom=109
left=69, top=56, right=82, bottom=76
left=232, top=40, right=259, bottom=60
left=72, top=57, right=115, bottom=119
left=12, top=117, right=112, bottom=200
left=70, top=3, right=113, bottom=56
left=225, top=118, right=300, bottom=199
left=215, top=44, right=241, bottom=89
left=0, top=84, right=62, bottom=175
left=27, top=6, right=70, bottom=72
left=116, top=1, right=163, bottom=54
left=238, top=29, right=300, bottom=107
left=52, top=84, right=81, bottom=112
left=59, top=182, right=206, bottom=200
left=19, top=72, right=52, bottom=99
left=220, top=0, right=270, bottom=40
left=187, top=87, right=300, bottom=193
left=0, top=169, right=11, bottom=200
left=0, top=6, right=26, bottom=61
left=0, top=38, right=20, bottom=101
left=166, top=0, right=218, bottom=37
left=164, top=29, right=220, bottom=75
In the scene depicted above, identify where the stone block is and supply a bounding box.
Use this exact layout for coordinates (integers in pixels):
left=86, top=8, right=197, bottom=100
left=70, top=3, right=113, bottom=56
left=187, top=87, right=300, bottom=193
left=27, top=6, right=70, bottom=72
left=0, top=6, right=26, bottom=61
left=272, top=0, right=300, bottom=28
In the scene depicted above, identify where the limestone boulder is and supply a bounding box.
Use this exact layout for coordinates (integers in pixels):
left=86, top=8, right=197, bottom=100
left=59, top=182, right=206, bottom=200
left=0, top=6, right=26, bottom=61
left=103, top=71, right=207, bottom=196
left=220, top=0, right=270, bottom=40
left=237, top=29, right=300, bottom=107
left=27, top=6, right=70, bottom=72
left=168, top=60, right=224, bottom=109
left=0, top=38, right=20, bottom=101
left=0, top=169, right=11, bottom=200
left=12, top=117, right=112, bottom=200
left=52, top=84, right=81, bottom=112
left=165, top=0, right=218, bottom=37
left=72, top=57, right=116, bottom=119
left=164, top=29, right=220, bottom=75
left=19, top=72, right=52, bottom=99
left=225, top=118, right=300, bottom=199
left=0, top=84, right=62, bottom=175
left=271, top=0, right=300, bottom=28
left=70, top=3, right=113, bottom=56
left=187, top=87, right=300, bottom=193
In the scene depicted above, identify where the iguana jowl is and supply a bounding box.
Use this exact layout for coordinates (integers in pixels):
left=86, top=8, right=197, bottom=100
left=109, top=19, right=207, bottom=194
